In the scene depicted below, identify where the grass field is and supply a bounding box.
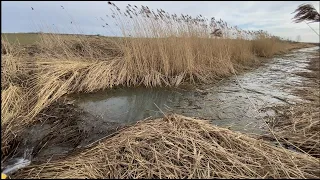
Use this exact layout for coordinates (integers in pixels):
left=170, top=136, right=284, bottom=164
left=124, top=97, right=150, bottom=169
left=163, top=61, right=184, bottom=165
left=1, top=33, right=112, bottom=45
left=2, top=33, right=41, bottom=45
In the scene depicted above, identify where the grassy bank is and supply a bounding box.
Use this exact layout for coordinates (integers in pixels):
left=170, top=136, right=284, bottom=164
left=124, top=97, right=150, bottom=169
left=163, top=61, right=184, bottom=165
left=12, top=114, right=319, bottom=179
left=1, top=1, right=317, bottom=178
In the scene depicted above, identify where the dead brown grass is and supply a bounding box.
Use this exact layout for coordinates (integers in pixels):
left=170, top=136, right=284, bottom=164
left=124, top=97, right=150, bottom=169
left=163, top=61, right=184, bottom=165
left=1, top=85, right=24, bottom=126
left=1, top=45, right=23, bottom=89
left=0, top=34, right=311, bottom=164
left=267, top=105, right=319, bottom=158
left=1, top=2, right=316, bottom=173
left=1, top=84, right=27, bottom=158
left=264, top=54, right=320, bottom=158
left=12, top=114, right=320, bottom=179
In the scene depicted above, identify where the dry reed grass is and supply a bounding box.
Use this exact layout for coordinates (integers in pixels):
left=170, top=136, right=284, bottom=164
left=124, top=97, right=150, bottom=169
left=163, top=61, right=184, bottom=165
left=35, top=34, right=122, bottom=59
left=267, top=105, right=319, bottom=158
left=1, top=39, right=24, bottom=89
left=12, top=114, right=320, bottom=179
left=252, top=37, right=288, bottom=57
left=0, top=36, right=309, bottom=163
left=1, top=1, right=315, bottom=169
left=1, top=85, right=27, bottom=158
left=1, top=55, right=19, bottom=89
left=1, top=85, right=24, bottom=126
left=265, top=55, right=320, bottom=158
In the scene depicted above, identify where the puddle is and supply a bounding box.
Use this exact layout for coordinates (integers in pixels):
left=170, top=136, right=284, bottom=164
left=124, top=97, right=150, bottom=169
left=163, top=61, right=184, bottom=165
left=71, top=87, right=184, bottom=125
left=72, top=46, right=319, bottom=135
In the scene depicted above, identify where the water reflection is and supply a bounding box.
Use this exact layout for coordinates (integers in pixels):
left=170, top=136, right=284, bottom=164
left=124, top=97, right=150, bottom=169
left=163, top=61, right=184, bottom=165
left=73, top=87, right=184, bottom=124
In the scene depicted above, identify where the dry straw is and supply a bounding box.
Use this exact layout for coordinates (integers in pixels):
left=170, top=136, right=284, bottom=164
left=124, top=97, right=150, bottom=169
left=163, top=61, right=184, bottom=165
left=12, top=114, right=319, bottom=179
left=268, top=104, right=319, bottom=158
left=266, top=55, right=320, bottom=158
left=1, top=1, right=316, bottom=174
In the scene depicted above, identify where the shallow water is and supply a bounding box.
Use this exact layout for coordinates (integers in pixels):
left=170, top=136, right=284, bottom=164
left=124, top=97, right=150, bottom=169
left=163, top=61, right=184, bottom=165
left=72, top=46, right=319, bottom=135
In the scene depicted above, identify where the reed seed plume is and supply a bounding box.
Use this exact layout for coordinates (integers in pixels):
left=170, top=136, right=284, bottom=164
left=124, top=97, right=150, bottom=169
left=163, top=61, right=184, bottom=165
left=292, top=3, right=320, bottom=23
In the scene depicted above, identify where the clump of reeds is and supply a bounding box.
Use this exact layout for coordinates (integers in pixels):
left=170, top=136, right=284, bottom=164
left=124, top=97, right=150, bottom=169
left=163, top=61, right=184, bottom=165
left=266, top=55, right=320, bottom=158
left=267, top=104, right=319, bottom=158
left=1, top=84, right=26, bottom=158
left=103, top=2, right=301, bottom=75
left=12, top=114, right=319, bottom=179
left=36, top=33, right=122, bottom=60
left=1, top=55, right=20, bottom=89
left=1, top=85, right=24, bottom=126
left=1, top=38, right=42, bottom=90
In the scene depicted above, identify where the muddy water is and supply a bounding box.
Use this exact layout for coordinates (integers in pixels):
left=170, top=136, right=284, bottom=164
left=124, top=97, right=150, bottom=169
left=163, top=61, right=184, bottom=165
left=72, top=46, right=319, bottom=135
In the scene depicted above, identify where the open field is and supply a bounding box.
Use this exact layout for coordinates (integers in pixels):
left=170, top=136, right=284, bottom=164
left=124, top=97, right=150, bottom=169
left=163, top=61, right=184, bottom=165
left=2, top=33, right=41, bottom=45
left=1, top=1, right=319, bottom=179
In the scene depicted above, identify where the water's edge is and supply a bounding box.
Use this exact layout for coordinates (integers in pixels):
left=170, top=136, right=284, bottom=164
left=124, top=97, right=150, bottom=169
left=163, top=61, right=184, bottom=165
left=71, top=46, right=319, bottom=134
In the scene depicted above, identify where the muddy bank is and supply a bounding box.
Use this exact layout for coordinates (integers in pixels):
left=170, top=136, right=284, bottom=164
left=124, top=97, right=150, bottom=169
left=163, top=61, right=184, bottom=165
left=1, top=99, right=124, bottom=169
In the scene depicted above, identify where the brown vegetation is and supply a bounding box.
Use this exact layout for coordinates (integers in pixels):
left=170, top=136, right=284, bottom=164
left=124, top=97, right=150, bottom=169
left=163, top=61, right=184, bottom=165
left=12, top=114, right=320, bottom=179
left=1, top=1, right=318, bottom=178
left=264, top=55, right=319, bottom=158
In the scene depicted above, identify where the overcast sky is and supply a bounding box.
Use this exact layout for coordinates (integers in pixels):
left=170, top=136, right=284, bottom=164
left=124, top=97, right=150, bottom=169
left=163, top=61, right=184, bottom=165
left=2, top=1, right=320, bottom=42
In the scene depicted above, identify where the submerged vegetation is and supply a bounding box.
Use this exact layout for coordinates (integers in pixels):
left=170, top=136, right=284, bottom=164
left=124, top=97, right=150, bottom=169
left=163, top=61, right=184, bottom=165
left=1, top=1, right=319, bottom=179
